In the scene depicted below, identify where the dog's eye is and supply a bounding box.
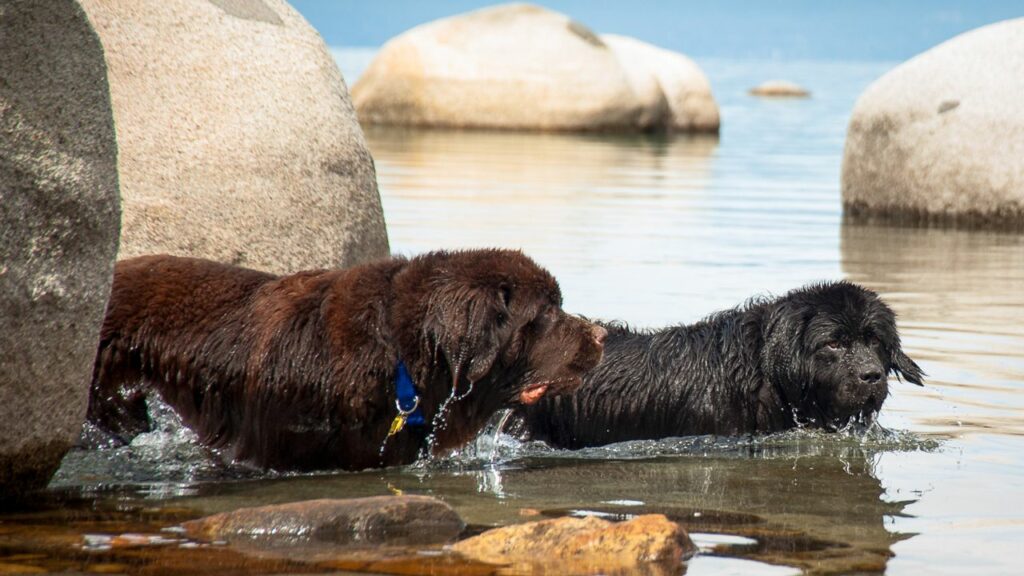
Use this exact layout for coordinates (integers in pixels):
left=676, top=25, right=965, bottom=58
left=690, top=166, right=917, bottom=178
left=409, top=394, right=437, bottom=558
left=866, top=335, right=880, bottom=347
left=825, top=340, right=842, bottom=351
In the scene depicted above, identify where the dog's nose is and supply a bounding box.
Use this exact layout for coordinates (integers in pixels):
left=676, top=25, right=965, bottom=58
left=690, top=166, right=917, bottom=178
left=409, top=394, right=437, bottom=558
left=591, top=325, right=608, bottom=346
left=859, top=368, right=882, bottom=384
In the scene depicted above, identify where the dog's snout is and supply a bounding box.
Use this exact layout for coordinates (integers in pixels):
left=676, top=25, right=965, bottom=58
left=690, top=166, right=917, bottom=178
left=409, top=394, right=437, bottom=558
left=591, top=325, right=608, bottom=346
left=859, top=368, right=882, bottom=385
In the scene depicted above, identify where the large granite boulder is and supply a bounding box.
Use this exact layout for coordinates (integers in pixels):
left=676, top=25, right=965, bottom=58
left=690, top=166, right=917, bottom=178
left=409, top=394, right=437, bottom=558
left=0, top=1, right=121, bottom=498
left=353, top=3, right=700, bottom=132
left=842, top=18, right=1024, bottom=229
left=79, top=0, right=389, bottom=273
left=603, top=34, right=720, bottom=133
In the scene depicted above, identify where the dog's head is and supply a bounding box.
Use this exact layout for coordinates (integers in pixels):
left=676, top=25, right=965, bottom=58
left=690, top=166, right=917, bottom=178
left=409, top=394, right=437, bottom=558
left=762, top=281, right=923, bottom=429
left=398, top=249, right=605, bottom=448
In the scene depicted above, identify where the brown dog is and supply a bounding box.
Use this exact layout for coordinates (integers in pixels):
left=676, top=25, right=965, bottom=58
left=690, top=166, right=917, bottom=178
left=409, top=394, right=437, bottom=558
left=87, top=250, right=605, bottom=471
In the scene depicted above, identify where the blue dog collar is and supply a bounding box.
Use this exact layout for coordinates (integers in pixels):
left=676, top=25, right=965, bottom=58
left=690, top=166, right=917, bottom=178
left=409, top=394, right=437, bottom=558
left=395, top=360, right=425, bottom=427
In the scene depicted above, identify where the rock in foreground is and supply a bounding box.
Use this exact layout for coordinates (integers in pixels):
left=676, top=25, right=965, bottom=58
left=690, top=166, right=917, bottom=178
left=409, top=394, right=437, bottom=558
left=842, top=18, right=1024, bottom=229
left=353, top=3, right=717, bottom=133
left=182, top=496, right=464, bottom=547
left=0, top=0, right=120, bottom=499
left=79, top=0, right=389, bottom=273
left=452, top=514, right=694, bottom=574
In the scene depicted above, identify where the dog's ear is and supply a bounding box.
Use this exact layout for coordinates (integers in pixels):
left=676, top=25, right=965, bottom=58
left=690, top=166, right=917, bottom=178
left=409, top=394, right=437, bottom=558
left=424, top=283, right=511, bottom=387
left=759, top=302, right=812, bottom=393
left=891, top=346, right=924, bottom=386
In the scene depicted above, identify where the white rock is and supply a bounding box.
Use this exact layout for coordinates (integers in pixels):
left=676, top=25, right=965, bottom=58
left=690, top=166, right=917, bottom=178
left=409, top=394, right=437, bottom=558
left=842, top=18, right=1024, bottom=228
left=603, top=34, right=720, bottom=133
left=352, top=3, right=658, bottom=131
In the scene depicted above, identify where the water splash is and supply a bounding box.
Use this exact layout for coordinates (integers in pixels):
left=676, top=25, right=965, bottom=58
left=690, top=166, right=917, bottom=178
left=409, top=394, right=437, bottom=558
left=52, top=395, right=260, bottom=492
left=423, top=376, right=477, bottom=456
left=419, top=412, right=941, bottom=477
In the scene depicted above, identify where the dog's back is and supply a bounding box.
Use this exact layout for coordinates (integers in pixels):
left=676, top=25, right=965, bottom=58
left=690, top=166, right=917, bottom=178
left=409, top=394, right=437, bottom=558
left=516, top=317, right=758, bottom=448
left=87, top=255, right=277, bottom=444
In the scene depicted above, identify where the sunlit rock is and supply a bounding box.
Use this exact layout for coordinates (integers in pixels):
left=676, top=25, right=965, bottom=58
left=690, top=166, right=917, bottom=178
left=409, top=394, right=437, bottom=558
left=842, top=18, right=1024, bottom=229
left=603, top=34, right=721, bottom=133
left=79, top=0, right=389, bottom=273
left=451, top=514, right=694, bottom=574
left=749, top=80, right=811, bottom=97
left=353, top=4, right=677, bottom=132
left=0, top=0, right=120, bottom=499
left=182, top=496, right=464, bottom=546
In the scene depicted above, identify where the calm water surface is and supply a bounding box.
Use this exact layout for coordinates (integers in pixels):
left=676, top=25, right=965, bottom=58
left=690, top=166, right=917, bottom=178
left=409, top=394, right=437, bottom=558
left=13, top=58, right=1024, bottom=575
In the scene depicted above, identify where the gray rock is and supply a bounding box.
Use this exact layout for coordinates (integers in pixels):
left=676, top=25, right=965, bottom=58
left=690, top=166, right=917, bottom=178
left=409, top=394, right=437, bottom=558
left=79, top=0, right=389, bottom=273
left=842, top=18, right=1024, bottom=229
left=182, top=496, right=465, bottom=546
left=0, top=1, right=121, bottom=498
left=353, top=4, right=662, bottom=132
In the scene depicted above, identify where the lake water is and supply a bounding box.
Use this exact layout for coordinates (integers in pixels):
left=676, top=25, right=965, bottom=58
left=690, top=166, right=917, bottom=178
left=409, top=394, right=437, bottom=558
left=12, top=55, right=1024, bottom=575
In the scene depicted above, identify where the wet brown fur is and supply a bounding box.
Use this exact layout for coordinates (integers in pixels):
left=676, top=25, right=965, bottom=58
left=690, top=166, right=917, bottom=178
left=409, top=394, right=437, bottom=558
left=87, top=251, right=604, bottom=471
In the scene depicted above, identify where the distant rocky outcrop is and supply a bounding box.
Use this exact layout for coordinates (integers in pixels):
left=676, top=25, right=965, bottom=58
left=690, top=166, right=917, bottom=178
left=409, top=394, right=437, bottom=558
left=842, top=18, right=1024, bottom=229
left=452, top=514, right=694, bottom=574
left=749, top=80, right=810, bottom=97
left=603, top=34, right=720, bottom=132
left=353, top=3, right=719, bottom=133
left=0, top=1, right=121, bottom=498
left=79, top=0, right=389, bottom=273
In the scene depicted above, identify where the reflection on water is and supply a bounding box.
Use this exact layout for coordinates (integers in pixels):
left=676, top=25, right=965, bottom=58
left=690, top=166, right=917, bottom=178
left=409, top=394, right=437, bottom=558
left=841, top=221, right=1024, bottom=437
left=145, top=434, right=913, bottom=574
left=368, top=126, right=724, bottom=326
left=23, top=58, right=1024, bottom=575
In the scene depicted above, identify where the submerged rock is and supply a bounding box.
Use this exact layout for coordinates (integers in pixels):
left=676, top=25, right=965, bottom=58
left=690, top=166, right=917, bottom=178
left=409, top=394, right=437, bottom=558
left=603, top=34, right=721, bottom=133
left=749, top=80, right=810, bottom=97
left=842, top=18, right=1024, bottom=229
left=182, top=496, right=464, bottom=547
left=0, top=0, right=120, bottom=499
left=451, top=514, right=694, bottom=574
left=79, top=0, right=389, bottom=273
left=353, top=3, right=716, bottom=133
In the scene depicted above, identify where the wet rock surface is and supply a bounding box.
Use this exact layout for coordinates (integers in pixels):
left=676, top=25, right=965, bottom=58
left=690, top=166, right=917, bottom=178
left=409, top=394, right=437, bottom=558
left=182, top=496, right=465, bottom=547
left=0, top=0, right=121, bottom=499
left=451, top=514, right=694, bottom=575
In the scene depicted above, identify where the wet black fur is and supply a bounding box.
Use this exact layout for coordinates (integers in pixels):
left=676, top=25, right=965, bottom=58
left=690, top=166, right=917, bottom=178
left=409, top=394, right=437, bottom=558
left=516, top=281, right=924, bottom=449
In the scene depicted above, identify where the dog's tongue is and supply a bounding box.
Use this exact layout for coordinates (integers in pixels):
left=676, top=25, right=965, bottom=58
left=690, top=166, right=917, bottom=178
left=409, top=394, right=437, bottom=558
left=519, top=384, right=549, bottom=405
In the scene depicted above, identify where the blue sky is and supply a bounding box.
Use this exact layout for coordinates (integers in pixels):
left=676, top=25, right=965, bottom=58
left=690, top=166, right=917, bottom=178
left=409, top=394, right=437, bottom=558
left=291, top=1, right=1022, bottom=61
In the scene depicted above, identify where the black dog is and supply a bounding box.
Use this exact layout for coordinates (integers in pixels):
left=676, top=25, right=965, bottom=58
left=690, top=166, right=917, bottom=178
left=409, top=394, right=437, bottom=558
left=516, top=281, right=923, bottom=449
